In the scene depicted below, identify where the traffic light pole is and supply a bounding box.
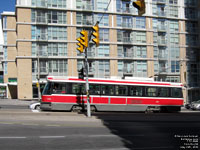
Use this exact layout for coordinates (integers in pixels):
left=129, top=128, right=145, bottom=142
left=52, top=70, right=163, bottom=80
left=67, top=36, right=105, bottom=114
left=84, top=31, right=93, bottom=117
left=84, top=47, right=91, bottom=117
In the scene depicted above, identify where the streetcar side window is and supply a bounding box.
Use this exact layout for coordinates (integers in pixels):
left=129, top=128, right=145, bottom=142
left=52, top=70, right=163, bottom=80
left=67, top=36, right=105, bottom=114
left=89, top=84, right=101, bottom=95
left=101, top=84, right=115, bottom=95
left=129, top=86, right=143, bottom=96
left=72, top=83, right=85, bottom=95
left=52, top=82, right=67, bottom=94
left=171, top=88, right=183, bottom=98
left=42, top=82, right=52, bottom=95
left=157, top=87, right=169, bottom=97
left=115, top=85, right=127, bottom=96
left=146, top=87, right=157, bottom=97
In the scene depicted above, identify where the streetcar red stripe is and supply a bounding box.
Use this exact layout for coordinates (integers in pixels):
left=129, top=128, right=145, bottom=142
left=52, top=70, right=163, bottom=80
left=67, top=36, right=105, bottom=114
left=92, top=97, right=108, bottom=104
left=42, top=95, right=183, bottom=106
left=110, top=98, right=126, bottom=104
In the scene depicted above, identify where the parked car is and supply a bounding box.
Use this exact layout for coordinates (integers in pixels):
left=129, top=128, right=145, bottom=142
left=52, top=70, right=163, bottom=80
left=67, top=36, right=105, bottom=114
left=29, top=102, right=41, bottom=110
left=190, top=100, right=200, bottom=110
left=184, top=103, right=191, bottom=109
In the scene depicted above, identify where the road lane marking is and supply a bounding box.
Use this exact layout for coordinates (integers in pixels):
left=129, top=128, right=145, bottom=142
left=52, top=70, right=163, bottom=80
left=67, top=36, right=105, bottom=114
left=40, top=136, right=66, bottom=139
left=0, top=137, right=27, bottom=139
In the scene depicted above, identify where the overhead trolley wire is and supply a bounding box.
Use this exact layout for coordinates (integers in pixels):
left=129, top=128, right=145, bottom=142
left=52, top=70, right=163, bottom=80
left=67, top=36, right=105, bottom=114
left=98, top=0, right=112, bottom=24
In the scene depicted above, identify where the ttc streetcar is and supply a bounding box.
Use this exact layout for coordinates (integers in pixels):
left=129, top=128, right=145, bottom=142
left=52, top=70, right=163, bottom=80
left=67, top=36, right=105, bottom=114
left=41, top=76, right=184, bottom=112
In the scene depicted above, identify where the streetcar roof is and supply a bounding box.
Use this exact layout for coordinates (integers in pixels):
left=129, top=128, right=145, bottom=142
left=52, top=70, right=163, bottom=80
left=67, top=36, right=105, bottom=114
left=46, top=76, right=183, bottom=87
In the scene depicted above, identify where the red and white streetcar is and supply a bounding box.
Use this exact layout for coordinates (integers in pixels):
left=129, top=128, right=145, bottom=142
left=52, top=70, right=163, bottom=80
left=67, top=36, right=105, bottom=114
left=41, top=76, right=184, bottom=112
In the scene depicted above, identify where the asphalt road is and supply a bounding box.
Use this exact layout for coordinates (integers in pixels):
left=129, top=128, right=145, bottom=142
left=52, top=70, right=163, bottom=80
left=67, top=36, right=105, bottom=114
left=0, top=109, right=199, bottom=150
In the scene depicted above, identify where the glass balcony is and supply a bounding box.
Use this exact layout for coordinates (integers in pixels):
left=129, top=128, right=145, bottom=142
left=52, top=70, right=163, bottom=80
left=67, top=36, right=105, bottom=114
left=158, top=54, right=168, bottom=59
left=122, top=23, right=133, bottom=28
left=157, top=0, right=166, bottom=4
left=82, top=19, right=93, bottom=25
left=88, top=67, right=95, bottom=75
left=157, top=39, right=166, bottom=45
left=82, top=4, right=93, bottom=10
left=157, top=25, right=166, bottom=32
left=34, top=1, right=48, bottom=8
left=159, top=68, right=167, bottom=73
left=40, top=68, right=48, bottom=75
left=36, top=16, right=47, bottom=24
left=124, top=52, right=133, bottom=58
left=122, top=37, right=132, bottom=43
left=157, top=11, right=166, bottom=17
left=123, top=68, right=133, bottom=74
left=37, top=34, right=48, bottom=41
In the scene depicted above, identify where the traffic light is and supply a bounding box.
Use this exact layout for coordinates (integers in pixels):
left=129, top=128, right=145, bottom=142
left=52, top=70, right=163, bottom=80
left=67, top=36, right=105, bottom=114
left=92, top=22, right=99, bottom=47
left=76, top=30, right=88, bottom=53
left=36, top=82, right=39, bottom=88
left=76, top=38, right=84, bottom=53
left=80, top=30, right=88, bottom=48
left=78, top=68, right=84, bottom=79
left=132, top=0, right=145, bottom=16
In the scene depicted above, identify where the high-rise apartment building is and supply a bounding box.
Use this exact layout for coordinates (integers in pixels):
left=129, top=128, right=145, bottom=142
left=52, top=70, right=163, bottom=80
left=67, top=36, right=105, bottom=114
left=1, top=0, right=200, bottom=102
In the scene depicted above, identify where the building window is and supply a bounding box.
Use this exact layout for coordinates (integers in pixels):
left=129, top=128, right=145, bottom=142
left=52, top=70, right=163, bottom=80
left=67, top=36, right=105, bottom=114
left=169, top=0, right=177, bottom=5
left=136, top=32, right=146, bottom=43
left=4, top=62, right=8, bottom=75
left=3, top=32, right=7, bottom=45
left=48, top=60, right=68, bottom=76
left=116, top=0, right=133, bottom=13
left=48, top=11, right=66, bottom=24
left=170, top=47, right=179, bottom=59
left=76, top=13, right=93, bottom=25
left=117, top=30, right=132, bottom=43
left=48, top=26, right=67, bottom=40
left=47, top=0, right=67, bottom=8
left=170, top=34, right=179, bottom=45
left=32, top=10, right=47, bottom=23
left=98, top=60, right=110, bottom=77
left=31, top=26, right=47, bottom=40
left=136, top=46, right=147, bottom=58
left=118, top=61, right=134, bottom=74
left=118, top=46, right=133, bottom=58
left=117, top=15, right=133, bottom=28
left=169, top=6, right=178, bottom=17
left=8, top=78, right=17, bottom=83
left=76, top=0, right=93, bottom=10
left=32, top=0, right=47, bottom=7
left=171, top=61, right=179, bottom=73
left=169, top=20, right=179, bottom=32
left=32, top=43, right=48, bottom=56
left=136, top=61, right=147, bottom=73
left=4, top=47, right=7, bottom=60
left=96, top=0, right=109, bottom=11
left=136, top=17, right=145, bottom=29
left=99, top=29, right=109, bottom=42
left=97, top=45, right=109, bottom=57
left=94, top=14, right=109, bottom=26
left=32, top=60, right=48, bottom=74
left=3, top=16, right=7, bottom=29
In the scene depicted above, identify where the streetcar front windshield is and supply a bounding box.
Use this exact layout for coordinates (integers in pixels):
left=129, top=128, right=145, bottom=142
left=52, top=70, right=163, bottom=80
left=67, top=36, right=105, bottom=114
left=42, top=82, right=52, bottom=95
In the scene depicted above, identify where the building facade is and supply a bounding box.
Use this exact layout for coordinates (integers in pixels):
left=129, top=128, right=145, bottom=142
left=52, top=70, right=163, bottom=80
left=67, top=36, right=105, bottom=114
left=1, top=0, right=200, bottom=102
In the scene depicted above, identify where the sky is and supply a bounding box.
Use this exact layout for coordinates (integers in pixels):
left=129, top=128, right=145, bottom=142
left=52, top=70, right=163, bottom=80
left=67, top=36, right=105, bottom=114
left=0, top=0, right=16, bottom=17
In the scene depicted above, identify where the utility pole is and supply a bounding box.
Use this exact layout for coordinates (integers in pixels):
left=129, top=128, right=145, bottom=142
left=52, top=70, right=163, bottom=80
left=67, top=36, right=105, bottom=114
left=85, top=46, right=91, bottom=117
left=37, top=36, right=41, bottom=102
